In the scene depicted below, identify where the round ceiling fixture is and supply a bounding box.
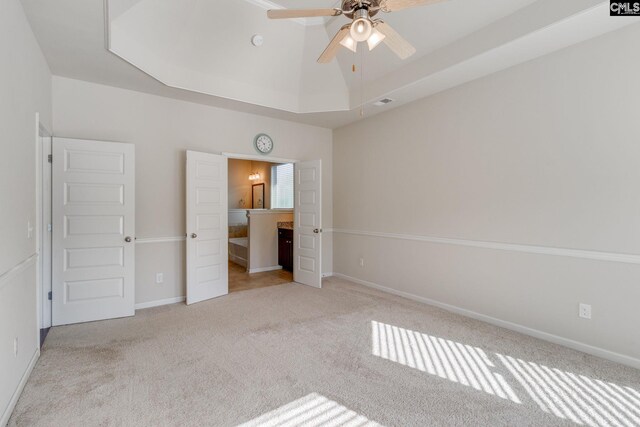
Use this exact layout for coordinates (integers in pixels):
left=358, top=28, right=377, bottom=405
left=251, top=34, right=264, bottom=47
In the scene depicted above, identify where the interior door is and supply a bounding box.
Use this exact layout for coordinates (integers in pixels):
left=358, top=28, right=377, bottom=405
left=52, top=137, right=135, bottom=326
left=294, top=160, right=322, bottom=288
left=186, top=151, right=228, bottom=305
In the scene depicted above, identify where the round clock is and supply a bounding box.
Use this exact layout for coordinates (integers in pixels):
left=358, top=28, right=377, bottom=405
left=254, top=133, right=274, bottom=155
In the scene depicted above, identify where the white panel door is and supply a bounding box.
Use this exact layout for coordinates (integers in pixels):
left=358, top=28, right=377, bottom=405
left=52, top=138, right=135, bottom=326
left=294, top=160, right=322, bottom=288
left=186, top=151, right=228, bottom=305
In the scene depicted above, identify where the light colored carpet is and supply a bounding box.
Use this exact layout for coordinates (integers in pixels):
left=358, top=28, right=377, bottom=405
left=9, top=277, right=640, bottom=426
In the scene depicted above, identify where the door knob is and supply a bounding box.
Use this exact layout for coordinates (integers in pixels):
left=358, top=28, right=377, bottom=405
left=124, top=236, right=132, bottom=242
left=191, top=233, right=197, bottom=239
left=313, top=228, right=322, bottom=234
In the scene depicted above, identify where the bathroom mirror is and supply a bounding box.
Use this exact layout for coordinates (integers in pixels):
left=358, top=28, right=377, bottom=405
left=252, top=183, right=265, bottom=209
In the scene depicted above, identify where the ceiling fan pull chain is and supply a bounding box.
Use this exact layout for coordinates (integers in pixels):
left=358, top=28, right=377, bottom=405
left=360, top=46, right=365, bottom=117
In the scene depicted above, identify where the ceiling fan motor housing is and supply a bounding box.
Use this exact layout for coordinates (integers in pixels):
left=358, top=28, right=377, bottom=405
left=342, top=0, right=381, bottom=19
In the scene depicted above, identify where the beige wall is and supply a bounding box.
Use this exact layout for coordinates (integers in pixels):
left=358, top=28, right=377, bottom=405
left=333, top=24, right=640, bottom=366
left=248, top=211, right=294, bottom=272
left=0, top=0, right=52, bottom=423
left=229, top=159, right=273, bottom=209
left=229, top=159, right=251, bottom=209
left=250, top=161, right=272, bottom=209
left=51, top=77, right=333, bottom=305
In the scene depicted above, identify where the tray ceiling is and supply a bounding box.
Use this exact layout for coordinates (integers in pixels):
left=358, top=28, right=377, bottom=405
left=21, top=0, right=640, bottom=127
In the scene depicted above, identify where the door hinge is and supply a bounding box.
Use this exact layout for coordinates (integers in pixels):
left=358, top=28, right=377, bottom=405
left=47, top=223, right=52, bottom=232
left=47, top=154, right=52, bottom=163
left=48, top=291, right=52, bottom=301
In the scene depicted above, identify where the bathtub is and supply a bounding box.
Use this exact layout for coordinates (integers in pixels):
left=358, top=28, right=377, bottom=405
left=229, top=237, right=248, bottom=268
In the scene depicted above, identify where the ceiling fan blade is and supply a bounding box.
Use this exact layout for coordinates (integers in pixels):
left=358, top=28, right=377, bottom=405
left=376, top=22, right=416, bottom=59
left=267, top=8, right=342, bottom=19
left=380, top=0, right=446, bottom=12
left=318, top=26, right=350, bottom=64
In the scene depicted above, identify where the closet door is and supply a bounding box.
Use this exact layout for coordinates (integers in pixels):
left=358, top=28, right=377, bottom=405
left=52, top=138, right=135, bottom=325
left=186, top=151, right=228, bottom=305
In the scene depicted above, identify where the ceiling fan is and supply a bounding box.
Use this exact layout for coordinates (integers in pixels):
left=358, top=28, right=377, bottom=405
left=267, top=0, right=445, bottom=63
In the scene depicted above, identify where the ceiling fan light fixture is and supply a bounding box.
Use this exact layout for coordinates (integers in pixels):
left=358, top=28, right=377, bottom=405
left=339, top=33, right=357, bottom=52
left=367, top=28, right=386, bottom=50
left=350, top=9, right=372, bottom=42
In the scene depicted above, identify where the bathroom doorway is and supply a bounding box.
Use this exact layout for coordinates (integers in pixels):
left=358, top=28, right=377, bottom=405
left=226, top=155, right=295, bottom=293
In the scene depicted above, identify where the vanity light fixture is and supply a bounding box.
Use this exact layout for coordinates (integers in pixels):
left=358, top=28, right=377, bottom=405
left=249, top=172, right=261, bottom=181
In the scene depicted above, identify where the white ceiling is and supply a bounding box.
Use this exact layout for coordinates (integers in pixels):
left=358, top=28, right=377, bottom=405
left=20, top=0, right=639, bottom=128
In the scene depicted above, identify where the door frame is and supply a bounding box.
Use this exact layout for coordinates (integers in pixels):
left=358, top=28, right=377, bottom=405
left=36, top=117, right=52, bottom=345
left=222, top=152, right=300, bottom=277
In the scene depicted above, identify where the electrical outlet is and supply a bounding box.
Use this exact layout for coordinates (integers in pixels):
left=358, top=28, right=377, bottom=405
left=359, top=258, right=364, bottom=267
left=579, top=303, right=592, bottom=319
left=156, top=273, right=164, bottom=284
left=14, top=337, right=18, bottom=357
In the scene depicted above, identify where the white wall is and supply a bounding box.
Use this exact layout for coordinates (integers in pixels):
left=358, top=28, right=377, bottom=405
left=0, top=0, right=52, bottom=424
left=51, top=77, right=333, bottom=306
left=333, top=23, right=640, bottom=367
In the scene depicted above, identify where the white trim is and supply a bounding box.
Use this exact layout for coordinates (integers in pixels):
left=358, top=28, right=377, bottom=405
left=222, top=152, right=298, bottom=164
left=322, top=272, right=334, bottom=278
left=0, top=348, right=40, bottom=426
left=249, top=266, right=283, bottom=274
left=0, top=254, right=38, bottom=291
left=333, top=273, right=640, bottom=370
left=332, top=228, right=640, bottom=265
left=135, top=296, right=185, bottom=310
left=135, top=236, right=186, bottom=244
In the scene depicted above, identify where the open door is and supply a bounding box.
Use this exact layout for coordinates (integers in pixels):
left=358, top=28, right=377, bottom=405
left=294, top=160, right=322, bottom=288
left=52, top=138, right=135, bottom=325
left=186, top=151, right=228, bottom=305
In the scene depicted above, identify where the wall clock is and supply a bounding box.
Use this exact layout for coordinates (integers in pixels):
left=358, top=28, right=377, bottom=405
left=254, top=133, right=274, bottom=155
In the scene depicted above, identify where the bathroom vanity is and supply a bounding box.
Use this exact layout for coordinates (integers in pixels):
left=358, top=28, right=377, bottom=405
left=278, top=222, right=294, bottom=272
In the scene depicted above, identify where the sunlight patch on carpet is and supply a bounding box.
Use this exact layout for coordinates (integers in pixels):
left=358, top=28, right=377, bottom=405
left=498, top=354, right=640, bottom=427
left=238, top=393, right=382, bottom=427
left=371, top=320, right=521, bottom=403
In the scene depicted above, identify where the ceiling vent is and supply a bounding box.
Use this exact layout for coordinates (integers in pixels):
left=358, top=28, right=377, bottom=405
left=373, top=98, right=394, bottom=106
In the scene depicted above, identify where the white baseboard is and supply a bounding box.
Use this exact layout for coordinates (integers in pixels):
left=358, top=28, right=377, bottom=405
left=248, top=266, right=282, bottom=274
left=1, top=348, right=40, bottom=426
left=135, top=296, right=185, bottom=310
left=322, top=272, right=334, bottom=278
left=332, top=272, right=640, bottom=370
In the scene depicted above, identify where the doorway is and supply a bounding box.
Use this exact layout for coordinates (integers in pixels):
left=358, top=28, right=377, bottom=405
left=227, top=158, right=294, bottom=293
left=185, top=151, right=323, bottom=305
